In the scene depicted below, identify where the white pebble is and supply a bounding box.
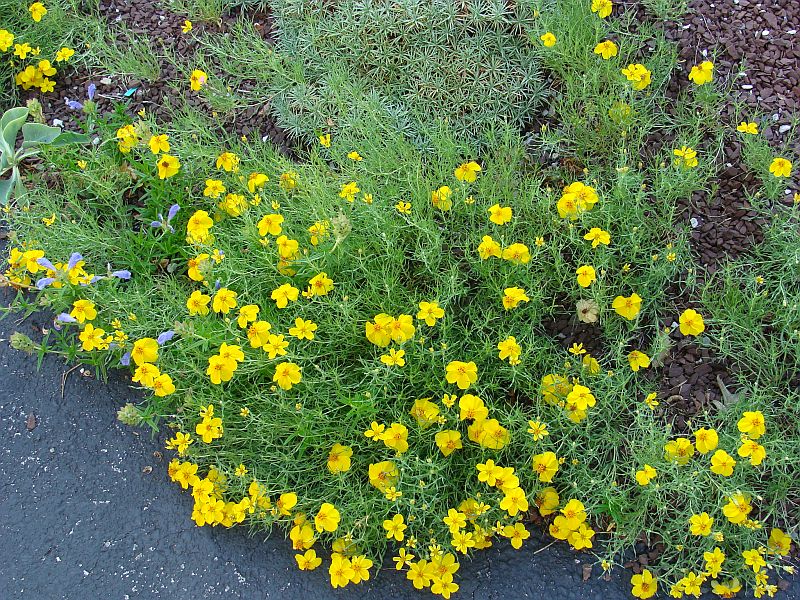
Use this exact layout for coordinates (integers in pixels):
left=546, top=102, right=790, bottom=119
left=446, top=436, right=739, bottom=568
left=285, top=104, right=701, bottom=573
left=690, top=217, right=699, bottom=228
left=778, top=125, right=791, bottom=134
left=742, top=84, right=753, bottom=90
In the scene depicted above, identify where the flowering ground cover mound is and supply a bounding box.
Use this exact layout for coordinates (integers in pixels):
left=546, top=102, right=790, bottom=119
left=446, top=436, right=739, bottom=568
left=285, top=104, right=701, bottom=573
left=1, top=0, right=799, bottom=599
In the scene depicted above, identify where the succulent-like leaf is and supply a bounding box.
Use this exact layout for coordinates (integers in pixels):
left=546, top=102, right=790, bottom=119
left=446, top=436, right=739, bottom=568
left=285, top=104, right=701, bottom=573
left=49, top=131, right=91, bottom=147
left=21, top=122, right=63, bottom=147
left=0, top=177, right=14, bottom=205
left=1, top=107, right=30, bottom=155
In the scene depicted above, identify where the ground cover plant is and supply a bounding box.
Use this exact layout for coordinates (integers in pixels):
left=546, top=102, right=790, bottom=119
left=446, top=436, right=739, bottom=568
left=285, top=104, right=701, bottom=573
left=1, top=0, right=799, bottom=598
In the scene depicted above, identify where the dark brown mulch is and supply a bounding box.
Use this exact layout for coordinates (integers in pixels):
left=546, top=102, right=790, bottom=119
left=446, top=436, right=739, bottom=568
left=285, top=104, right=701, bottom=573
left=21, top=2, right=292, bottom=153
left=660, top=0, right=798, bottom=272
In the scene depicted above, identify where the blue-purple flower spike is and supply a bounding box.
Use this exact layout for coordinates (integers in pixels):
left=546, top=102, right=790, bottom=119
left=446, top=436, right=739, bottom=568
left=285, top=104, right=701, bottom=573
left=157, top=330, right=175, bottom=345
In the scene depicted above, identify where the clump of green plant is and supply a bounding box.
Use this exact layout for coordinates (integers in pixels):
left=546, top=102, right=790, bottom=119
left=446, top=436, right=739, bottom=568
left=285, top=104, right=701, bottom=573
left=251, top=0, right=547, bottom=145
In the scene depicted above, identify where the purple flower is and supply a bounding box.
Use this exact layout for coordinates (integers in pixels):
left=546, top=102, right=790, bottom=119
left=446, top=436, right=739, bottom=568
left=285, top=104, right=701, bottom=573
left=65, top=98, right=83, bottom=110
left=111, top=270, right=131, bottom=280
left=36, top=277, right=55, bottom=290
left=56, top=313, right=77, bottom=323
left=151, top=203, right=181, bottom=233
left=87, top=83, right=96, bottom=100
left=67, top=252, right=83, bottom=271
left=157, top=330, right=175, bottom=345
left=214, top=279, right=221, bottom=291
left=120, top=352, right=131, bottom=366
left=87, top=275, right=103, bottom=285
left=36, top=257, right=56, bottom=271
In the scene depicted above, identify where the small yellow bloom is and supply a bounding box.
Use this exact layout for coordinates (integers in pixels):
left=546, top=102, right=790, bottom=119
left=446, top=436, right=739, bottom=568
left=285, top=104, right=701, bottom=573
left=540, top=32, right=556, bottom=47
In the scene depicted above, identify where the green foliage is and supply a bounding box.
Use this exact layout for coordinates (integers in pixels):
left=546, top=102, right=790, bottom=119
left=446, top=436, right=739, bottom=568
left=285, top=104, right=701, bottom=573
left=0, top=105, right=89, bottom=204
left=252, top=0, right=548, bottom=145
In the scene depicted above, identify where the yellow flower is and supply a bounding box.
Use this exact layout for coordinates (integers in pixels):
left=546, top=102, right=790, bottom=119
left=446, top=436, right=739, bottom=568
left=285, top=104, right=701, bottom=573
left=417, top=300, right=444, bottom=326
left=688, top=60, right=714, bottom=85
left=295, top=549, right=322, bottom=571
left=540, top=32, right=556, bottom=47
left=314, top=502, right=340, bottom=533
left=532, top=451, right=559, bottom=482
left=594, top=40, right=618, bottom=59
left=502, top=286, right=529, bottom=310
left=152, top=373, right=175, bottom=397
left=435, top=430, right=463, bottom=456
left=327, top=443, right=353, bottom=473
left=319, top=133, right=331, bottom=147
left=679, top=308, right=705, bottom=336
left=674, top=145, right=699, bottom=168
left=501, top=243, right=530, bottom=264
left=621, top=63, right=652, bottom=90
left=55, top=47, right=74, bottom=62
left=454, top=161, right=481, bottom=182
left=665, top=437, right=694, bottom=465
left=591, top=0, right=613, bottom=18
left=497, top=336, right=521, bottom=364
left=576, top=265, right=596, bottom=288
left=459, top=394, right=488, bottom=422
left=627, top=350, right=651, bottom=371
left=328, top=552, right=353, bottom=588
left=526, top=420, right=548, bottom=441
left=710, top=449, right=736, bottom=476
left=535, top=487, right=559, bottom=516
left=431, top=185, right=453, bottom=211
left=499, top=487, right=528, bottom=516
left=445, top=360, right=478, bottom=390
left=156, top=154, right=180, bottom=179
left=738, top=438, right=766, bottom=466
left=694, top=427, right=719, bottom=454
left=347, top=150, right=363, bottom=161
left=339, top=181, right=360, bottom=202
left=368, top=460, right=398, bottom=491
left=487, top=203, right=512, bottom=225
left=182, top=20, right=193, bottom=33
left=289, top=317, right=317, bottom=340
left=381, top=422, right=409, bottom=454
left=477, top=235, right=502, bottom=259
left=584, top=227, right=610, bottom=247
left=383, top=514, right=407, bottom=541
left=29, top=2, right=47, bottom=22
left=149, top=134, right=170, bottom=154
left=769, top=157, right=792, bottom=178
left=612, top=293, right=642, bottom=320
left=723, top=492, right=753, bottom=524
left=271, top=283, right=299, bottom=308
left=395, top=200, right=411, bottom=214
left=273, top=362, right=302, bottom=390
left=768, top=528, right=792, bottom=556
left=689, top=512, right=714, bottom=536
left=14, top=43, right=32, bottom=59
left=0, top=30, right=14, bottom=53
left=631, top=569, right=657, bottom=599
left=279, top=171, right=298, bottom=190
left=737, top=121, right=758, bottom=135
left=737, top=410, right=766, bottom=439
left=186, top=290, right=211, bottom=316
left=635, top=464, right=657, bottom=486
left=189, top=69, right=208, bottom=91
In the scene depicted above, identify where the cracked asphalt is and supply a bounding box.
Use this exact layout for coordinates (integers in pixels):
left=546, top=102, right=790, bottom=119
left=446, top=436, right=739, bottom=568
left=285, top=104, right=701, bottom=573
left=0, top=285, right=796, bottom=600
